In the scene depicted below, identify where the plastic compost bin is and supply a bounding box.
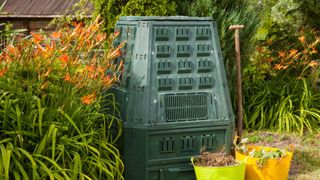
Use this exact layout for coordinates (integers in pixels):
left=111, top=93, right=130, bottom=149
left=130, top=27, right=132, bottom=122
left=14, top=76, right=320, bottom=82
left=110, top=16, right=235, bottom=180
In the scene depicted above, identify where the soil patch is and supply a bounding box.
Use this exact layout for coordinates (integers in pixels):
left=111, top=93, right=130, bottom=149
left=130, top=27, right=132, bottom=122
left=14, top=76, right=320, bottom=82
left=194, top=151, right=237, bottom=167
left=247, top=131, right=301, bottom=149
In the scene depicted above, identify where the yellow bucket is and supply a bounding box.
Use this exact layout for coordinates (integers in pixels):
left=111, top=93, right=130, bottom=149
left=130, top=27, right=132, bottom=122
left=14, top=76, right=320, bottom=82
left=191, top=157, right=246, bottom=180
left=236, top=146, right=293, bottom=180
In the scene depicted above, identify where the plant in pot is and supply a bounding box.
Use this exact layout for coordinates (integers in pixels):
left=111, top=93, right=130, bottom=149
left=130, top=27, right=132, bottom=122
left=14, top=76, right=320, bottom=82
left=235, top=138, right=294, bottom=180
left=191, top=148, right=246, bottom=180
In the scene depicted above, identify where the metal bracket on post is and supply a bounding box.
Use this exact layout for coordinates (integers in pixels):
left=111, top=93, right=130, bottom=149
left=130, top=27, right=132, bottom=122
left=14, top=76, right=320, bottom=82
left=229, top=25, right=244, bottom=139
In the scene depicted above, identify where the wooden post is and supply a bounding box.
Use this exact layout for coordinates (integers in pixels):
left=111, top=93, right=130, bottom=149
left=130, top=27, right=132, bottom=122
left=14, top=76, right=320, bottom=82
left=229, top=25, right=244, bottom=138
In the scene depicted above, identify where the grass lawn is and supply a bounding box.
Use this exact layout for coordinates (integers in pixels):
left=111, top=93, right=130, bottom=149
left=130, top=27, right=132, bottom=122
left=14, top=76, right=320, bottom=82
left=242, top=131, right=320, bottom=180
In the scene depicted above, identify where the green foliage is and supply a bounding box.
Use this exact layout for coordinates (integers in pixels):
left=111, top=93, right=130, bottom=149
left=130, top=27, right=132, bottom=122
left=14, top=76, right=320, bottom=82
left=121, top=0, right=175, bottom=16
left=251, top=0, right=320, bottom=42
left=236, top=139, right=289, bottom=169
left=187, top=0, right=259, bottom=62
left=0, top=23, right=26, bottom=50
left=185, top=0, right=259, bottom=107
left=172, top=0, right=189, bottom=15
left=93, top=0, right=126, bottom=34
left=0, top=17, right=124, bottom=179
left=0, top=90, right=123, bottom=179
left=270, top=0, right=302, bottom=29
left=93, top=0, right=176, bottom=34
left=243, top=31, right=320, bottom=134
left=243, top=78, right=320, bottom=135
left=298, top=0, right=320, bottom=29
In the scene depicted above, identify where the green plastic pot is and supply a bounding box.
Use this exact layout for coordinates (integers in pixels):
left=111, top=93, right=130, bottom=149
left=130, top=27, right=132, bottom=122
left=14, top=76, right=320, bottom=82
left=191, top=157, right=245, bottom=180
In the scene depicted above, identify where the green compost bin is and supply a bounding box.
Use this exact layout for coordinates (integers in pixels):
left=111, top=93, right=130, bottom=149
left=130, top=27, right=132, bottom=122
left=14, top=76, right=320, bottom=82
left=110, top=16, right=235, bottom=180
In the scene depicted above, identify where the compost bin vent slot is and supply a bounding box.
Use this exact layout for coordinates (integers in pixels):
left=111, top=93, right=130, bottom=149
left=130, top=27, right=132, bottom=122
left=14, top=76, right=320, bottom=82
left=155, top=27, right=169, bottom=41
left=201, top=134, right=215, bottom=150
left=165, top=93, right=208, bottom=121
left=181, top=136, right=195, bottom=151
left=160, top=137, right=174, bottom=153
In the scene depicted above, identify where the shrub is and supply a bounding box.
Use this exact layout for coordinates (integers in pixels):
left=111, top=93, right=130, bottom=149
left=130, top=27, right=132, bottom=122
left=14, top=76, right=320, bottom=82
left=93, top=0, right=176, bottom=34
left=0, top=17, right=124, bottom=179
left=243, top=31, right=320, bottom=134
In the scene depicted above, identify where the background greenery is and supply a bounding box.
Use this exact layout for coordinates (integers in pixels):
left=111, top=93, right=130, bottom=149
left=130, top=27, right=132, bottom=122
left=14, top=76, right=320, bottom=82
left=94, top=0, right=176, bottom=34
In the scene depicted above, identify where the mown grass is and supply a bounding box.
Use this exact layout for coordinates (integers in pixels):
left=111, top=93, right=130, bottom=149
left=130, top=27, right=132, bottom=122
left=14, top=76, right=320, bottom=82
left=242, top=130, right=320, bottom=180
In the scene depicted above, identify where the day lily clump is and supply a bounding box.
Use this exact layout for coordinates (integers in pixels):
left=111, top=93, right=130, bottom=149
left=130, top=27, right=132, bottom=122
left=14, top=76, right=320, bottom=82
left=0, top=16, right=124, bottom=105
left=272, top=35, right=319, bottom=74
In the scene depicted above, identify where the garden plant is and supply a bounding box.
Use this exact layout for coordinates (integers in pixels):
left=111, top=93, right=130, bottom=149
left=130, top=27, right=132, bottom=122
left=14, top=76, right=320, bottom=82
left=0, top=16, right=124, bottom=179
left=243, top=29, right=320, bottom=134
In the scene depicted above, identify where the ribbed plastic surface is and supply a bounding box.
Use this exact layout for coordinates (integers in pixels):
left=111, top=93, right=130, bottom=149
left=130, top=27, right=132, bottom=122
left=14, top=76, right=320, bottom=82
left=121, top=125, right=233, bottom=180
left=111, top=16, right=235, bottom=180
left=113, top=16, right=234, bottom=126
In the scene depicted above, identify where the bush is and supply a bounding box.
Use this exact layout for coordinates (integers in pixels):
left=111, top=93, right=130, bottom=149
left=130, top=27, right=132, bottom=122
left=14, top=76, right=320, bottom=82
left=243, top=31, right=320, bottom=134
left=94, top=0, right=176, bottom=34
left=0, top=17, right=124, bottom=179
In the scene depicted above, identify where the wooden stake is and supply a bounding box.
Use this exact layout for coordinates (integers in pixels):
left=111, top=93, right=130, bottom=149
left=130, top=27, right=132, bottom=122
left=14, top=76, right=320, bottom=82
left=229, top=25, right=244, bottom=138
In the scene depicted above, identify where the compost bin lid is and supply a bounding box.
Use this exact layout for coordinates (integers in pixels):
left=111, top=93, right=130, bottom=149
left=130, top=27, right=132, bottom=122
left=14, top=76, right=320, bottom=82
left=119, top=16, right=212, bottom=21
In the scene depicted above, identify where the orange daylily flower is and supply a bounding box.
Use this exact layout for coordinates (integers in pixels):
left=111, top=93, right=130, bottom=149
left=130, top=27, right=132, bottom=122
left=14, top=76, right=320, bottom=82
left=46, top=43, right=54, bottom=51
left=30, top=32, right=43, bottom=43
left=311, top=48, right=318, bottom=54
left=110, top=49, right=121, bottom=58
left=289, top=49, right=298, bottom=57
left=95, top=33, right=105, bottom=43
left=71, top=23, right=83, bottom=37
left=85, top=39, right=91, bottom=46
left=102, top=74, right=112, bottom=85
left=72, top=21, right=83, bottom=28
left=50, top=31, right=62, bottom=39
left=59, top=55, right=69, bottom=63
left=81, top=92, right=96, bottom=105
left=274, top=64, right=285, bottom=70
left=278, top=51, right=285, bottom=58
left=85, top=65, right=95, bottom=72
left=0, top=67, right=8, bottom=77
left=298, top=36, right=305, bottom=43
left=309, top=61, right=318, bottom=68
left=114, top=30, right=120, bottom=38
left=97, top=66, right=106, bottom=74
left=7, top=45, right=16, bottom=54
left=64, top=73, right=71, bottom=81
